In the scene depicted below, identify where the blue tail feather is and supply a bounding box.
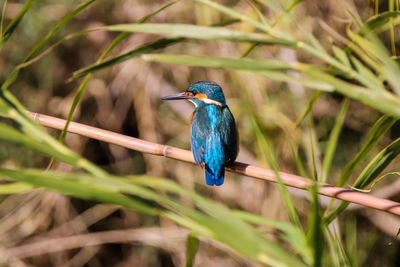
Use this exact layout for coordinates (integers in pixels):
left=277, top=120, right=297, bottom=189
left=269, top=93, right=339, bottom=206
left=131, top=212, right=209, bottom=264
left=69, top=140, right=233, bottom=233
left=205, top=167, right=225, bottom=186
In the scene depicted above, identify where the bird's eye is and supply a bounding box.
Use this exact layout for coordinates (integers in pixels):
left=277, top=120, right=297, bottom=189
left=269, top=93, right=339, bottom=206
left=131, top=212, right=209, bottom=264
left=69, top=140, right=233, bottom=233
left=191, top=90, right=198, bottom=95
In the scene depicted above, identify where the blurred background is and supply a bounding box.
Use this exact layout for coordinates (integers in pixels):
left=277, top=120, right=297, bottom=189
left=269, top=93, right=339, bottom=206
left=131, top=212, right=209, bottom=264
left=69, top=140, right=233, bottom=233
left=0, top=0, right=400, bottom=266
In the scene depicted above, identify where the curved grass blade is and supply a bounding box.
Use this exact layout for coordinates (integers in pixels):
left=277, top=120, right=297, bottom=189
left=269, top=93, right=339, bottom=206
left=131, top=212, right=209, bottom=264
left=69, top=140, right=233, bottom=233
left=323, top=115, right=396, bottom=216
left=325, top=137, right=400, bottom=223
left=0, top=0, right=35, bottom=49
left=337, top=115, right=397, bottom=187
left=352, top=137, right=400, bottom=189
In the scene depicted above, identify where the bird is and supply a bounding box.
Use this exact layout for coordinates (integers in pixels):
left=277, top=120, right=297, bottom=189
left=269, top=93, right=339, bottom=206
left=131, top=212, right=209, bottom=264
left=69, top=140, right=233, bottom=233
left=161, top=81, right=238, bottom=186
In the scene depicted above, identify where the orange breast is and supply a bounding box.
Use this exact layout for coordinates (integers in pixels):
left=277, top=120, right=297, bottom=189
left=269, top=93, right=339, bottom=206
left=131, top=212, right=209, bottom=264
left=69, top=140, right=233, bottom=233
left=190, top=112, right=194, bottom=124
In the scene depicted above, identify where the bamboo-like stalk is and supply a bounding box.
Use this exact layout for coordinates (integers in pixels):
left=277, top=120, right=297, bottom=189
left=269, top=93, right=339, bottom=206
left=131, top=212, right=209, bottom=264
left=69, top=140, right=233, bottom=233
left=29, top=112, right=400, bottom=217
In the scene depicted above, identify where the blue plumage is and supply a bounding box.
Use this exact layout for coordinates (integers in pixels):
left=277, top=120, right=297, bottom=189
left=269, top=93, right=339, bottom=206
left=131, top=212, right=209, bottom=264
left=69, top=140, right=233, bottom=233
left=161, top=81, right=238, bottom=186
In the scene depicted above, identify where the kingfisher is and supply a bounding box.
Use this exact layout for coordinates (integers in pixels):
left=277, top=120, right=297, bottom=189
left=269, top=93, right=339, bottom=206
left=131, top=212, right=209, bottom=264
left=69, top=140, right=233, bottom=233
left=161, top=81, right=238, bottom=186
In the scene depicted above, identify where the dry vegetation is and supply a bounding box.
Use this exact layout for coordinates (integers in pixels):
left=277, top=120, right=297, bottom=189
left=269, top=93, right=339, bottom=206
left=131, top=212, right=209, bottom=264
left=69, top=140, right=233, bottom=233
left=0, top=0, right=400, bottom=266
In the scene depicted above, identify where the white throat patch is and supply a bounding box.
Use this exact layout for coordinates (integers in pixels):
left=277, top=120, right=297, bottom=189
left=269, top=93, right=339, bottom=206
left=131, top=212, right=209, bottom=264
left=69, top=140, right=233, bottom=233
left=188, top=99, right=198, bottom=107
left=202, top=98, right=223, bottom=106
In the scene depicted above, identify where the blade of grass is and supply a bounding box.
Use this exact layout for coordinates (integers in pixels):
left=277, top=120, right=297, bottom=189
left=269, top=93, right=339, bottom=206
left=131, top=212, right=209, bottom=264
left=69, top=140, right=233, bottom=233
left=0, top=96, right=108, bottom=177
left=295, top=91, right=322, bottom=127
left=296, top=63, right=400, bottom=117
left=324, top=227, right=351, bottom=266
left=0, top=182, right=33, bottom=194
left=320, top=98, right=349, bottom=182
left=186, top=234, right=199, bottom=267
left=306, top=185, right=323, bottom=267
left=0, top=0, right=35, bottom=49
left=231, top=75, right=303, bottom=228
left=323, top=114, right=396, bottom=216
left=337, top=115, right=397, bottom=187
left=350, top=55, right=385, bottom=91
left=325, top=137, right=400, bottom=223
left=0, top=0, right=8, bottom=36
left=142, top=54, right=292, bottom=71
left=332, top=45, right=351, bottom=67
left=0, top=168, right=157, bottom=215
left=104, top=23, right=296, bottom=46
left=196, top=0, right=291, bottom=40
left=1, top=0, right=96, bottom=91
left=1, top=164, right=306, bottom=267
left=345, top=216, right=358, bottom=267
left=257, top=0, right=325, bottom=53
left=133, top=177, right=308, bottom=267
left=347, top=29, right=400, bottom=96
left=233, top=210, right=313, bottom=264
left=144, top=53, right=400, bottom=116
left=360, top=11, right=400, bottom=34
left=55, top=1, right=178, bottom=170
left=73, top=37, right=182, bottom=79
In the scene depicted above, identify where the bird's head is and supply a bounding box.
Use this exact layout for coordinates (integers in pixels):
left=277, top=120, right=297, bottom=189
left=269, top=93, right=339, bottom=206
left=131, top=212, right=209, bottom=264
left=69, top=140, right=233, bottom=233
left=161, top=81, right=226, bottom=108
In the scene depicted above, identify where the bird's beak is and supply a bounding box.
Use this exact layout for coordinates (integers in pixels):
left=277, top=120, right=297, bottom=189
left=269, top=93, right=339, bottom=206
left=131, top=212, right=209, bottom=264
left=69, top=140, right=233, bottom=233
left=160, top=92, right=192, bottom=101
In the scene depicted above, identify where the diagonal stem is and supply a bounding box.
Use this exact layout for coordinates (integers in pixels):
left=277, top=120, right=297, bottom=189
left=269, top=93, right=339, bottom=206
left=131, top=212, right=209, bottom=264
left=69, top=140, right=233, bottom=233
left=28, top=111, right=400, bottom=217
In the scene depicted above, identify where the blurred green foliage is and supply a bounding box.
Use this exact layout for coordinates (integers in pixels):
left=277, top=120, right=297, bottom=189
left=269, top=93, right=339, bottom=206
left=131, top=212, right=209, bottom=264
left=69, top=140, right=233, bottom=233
left=0, top=0, right=400, bottom=266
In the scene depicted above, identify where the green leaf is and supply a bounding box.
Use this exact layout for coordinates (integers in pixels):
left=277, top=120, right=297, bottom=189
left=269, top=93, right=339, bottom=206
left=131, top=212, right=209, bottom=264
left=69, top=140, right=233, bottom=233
left=186, top=234, right=199, bottom=267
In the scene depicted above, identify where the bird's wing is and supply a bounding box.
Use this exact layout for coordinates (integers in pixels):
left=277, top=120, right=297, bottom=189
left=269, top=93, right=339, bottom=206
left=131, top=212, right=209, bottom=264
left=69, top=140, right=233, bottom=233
left=220, top=106, right=238, bottom=163
left=191, top=108, right=209, bottom=166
